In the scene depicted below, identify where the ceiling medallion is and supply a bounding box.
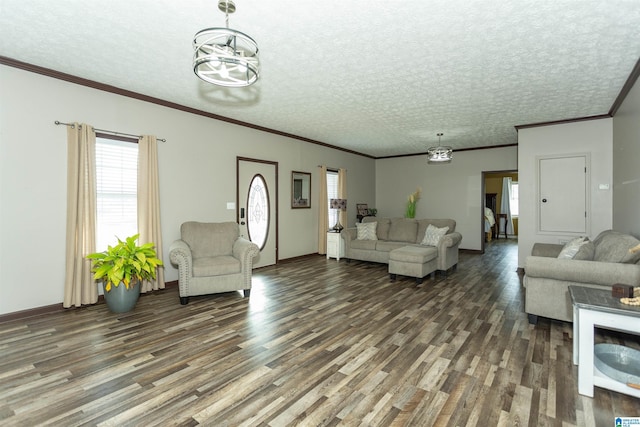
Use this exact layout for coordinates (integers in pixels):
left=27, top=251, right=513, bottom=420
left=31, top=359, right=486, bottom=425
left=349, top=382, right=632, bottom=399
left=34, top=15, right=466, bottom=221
left=193, top=0, right=259, bottom=87
left=427, top=133, right=453, bottom=163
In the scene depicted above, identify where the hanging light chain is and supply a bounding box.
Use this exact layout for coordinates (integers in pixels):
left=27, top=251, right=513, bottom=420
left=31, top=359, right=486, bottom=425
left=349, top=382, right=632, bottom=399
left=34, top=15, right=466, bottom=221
left=219, top=0, right=235, bottom=28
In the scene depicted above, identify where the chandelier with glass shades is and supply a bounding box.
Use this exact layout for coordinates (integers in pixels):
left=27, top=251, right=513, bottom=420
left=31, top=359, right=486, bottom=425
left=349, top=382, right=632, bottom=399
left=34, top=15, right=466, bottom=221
left=193, top=0, right=260, bottom=87
left=427, top=133, right=453, bottom=163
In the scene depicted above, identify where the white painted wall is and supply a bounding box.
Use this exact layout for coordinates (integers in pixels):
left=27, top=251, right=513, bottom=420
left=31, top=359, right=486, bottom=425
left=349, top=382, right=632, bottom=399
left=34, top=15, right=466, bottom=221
left=4, top=61, right=633, bottom=315
left=375, top=146, right=518, bottom=251
left=0, top=65, right=375, bottom=314
left=517, top=119, right=613, bottom=268
left=613, top=75, right=640, bottom=236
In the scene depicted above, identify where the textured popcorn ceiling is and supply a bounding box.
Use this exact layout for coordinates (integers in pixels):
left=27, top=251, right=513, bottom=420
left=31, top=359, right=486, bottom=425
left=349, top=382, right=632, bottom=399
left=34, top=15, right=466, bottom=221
left=1, top=0, right=639, bottom=157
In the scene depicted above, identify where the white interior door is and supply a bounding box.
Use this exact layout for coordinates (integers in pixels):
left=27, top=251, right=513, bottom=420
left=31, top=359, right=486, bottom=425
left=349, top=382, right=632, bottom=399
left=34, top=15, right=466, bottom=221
left=538, top=155, right=587, bottom=233
left=237, top=158, right=277, bottom=268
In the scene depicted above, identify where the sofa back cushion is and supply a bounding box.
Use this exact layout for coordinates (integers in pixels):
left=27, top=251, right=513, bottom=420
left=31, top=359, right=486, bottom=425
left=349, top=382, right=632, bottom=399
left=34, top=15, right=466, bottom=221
left=592, top=230, right=640, bottom=263
left=181, top=221, right=239, bottom=258
left=388, top=218, right=418, bottom=243
left=574, top=240, right=596, bottom=260
left=416, top=219, right=456, bottom=244
left=364, top=217, right=391, bottom=241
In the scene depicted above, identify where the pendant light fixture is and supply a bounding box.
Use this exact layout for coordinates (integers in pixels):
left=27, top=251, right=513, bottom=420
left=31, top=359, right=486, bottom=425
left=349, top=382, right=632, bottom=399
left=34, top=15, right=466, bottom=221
left=193, top=0, right=259, bottom=87
left=427, top=133, right=453, bottom=163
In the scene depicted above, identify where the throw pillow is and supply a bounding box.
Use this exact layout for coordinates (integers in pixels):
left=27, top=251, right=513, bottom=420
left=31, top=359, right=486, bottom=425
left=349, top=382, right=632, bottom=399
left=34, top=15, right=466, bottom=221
left=420, top=224, right=449, bottom=246
left=557, top=236, right=588, bottom=259
left=356, top=222, right=378, bottom=240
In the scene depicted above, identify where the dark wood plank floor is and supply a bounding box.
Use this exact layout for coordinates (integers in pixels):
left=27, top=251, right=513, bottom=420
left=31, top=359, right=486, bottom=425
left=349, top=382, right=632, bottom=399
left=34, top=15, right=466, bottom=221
left=1, top=239, right=639, bottom=426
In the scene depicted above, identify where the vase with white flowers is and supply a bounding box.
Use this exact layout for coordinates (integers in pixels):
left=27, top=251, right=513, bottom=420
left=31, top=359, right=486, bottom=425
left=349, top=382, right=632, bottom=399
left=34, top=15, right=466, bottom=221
left=405, top=187, right=421, bottom=218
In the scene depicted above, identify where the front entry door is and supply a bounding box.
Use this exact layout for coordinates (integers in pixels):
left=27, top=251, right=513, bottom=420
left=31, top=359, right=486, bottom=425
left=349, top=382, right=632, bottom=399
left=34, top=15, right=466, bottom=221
left=237, top=157, right=277, bottom=268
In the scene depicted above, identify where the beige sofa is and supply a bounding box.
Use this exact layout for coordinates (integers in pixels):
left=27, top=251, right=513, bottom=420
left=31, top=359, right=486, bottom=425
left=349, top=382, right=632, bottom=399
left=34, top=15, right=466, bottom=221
left=341, top=217, right=463, bottom=275
left=523, top=230, right=640, bottom=323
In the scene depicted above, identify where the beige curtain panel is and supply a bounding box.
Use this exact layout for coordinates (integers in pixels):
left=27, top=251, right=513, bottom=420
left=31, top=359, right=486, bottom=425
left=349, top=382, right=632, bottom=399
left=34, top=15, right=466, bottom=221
left=63, top=123, right=98, bottom=308
left=317, top=165, right=328, bottom=254
left=338, top=168, right=348, bottom=229
left=138, top=135, right=165, bottom=292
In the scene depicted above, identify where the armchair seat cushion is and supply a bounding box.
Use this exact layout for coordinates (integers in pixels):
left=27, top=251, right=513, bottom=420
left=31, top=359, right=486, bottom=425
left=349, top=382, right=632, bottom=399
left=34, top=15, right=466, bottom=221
left=193, top=256, right=241, bottom=277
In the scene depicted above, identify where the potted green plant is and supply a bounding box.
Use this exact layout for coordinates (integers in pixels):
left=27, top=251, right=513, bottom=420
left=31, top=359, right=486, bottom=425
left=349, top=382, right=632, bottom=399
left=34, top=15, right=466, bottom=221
left=87, top=234, right=163, bottom=313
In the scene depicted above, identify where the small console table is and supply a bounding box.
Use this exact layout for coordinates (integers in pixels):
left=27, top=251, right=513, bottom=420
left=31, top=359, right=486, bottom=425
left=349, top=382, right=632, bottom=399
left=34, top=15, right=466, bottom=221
left=569, top=285, right=640, bottom=398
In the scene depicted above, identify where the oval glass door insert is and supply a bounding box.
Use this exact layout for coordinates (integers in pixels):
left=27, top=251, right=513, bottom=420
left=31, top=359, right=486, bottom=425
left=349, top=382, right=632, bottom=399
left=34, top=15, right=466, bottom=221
left=247, top=174, right=269, bottom=250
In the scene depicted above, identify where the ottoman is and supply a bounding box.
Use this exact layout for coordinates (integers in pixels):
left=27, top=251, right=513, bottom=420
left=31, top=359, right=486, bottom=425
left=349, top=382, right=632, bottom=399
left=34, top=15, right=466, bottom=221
left=389, top=245, right=438, bottom=284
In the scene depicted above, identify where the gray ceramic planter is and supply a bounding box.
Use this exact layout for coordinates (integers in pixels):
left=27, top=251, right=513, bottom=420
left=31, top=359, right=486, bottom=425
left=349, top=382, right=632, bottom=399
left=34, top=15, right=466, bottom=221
left=103, top=281, right=141, bottom=313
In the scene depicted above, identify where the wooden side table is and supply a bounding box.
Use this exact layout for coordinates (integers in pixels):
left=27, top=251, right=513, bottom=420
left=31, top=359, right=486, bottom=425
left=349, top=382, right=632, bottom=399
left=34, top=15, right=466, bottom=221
left=326, top=232, right=344, bottom=261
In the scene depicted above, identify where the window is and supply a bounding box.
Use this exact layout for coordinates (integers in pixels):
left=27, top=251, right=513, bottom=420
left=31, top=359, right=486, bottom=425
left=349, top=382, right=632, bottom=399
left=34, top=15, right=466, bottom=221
left=327, top=170, right=339, bottom=227
left=95, top=136, right=138, bottom=251
left=510, top=181, right=519, bottom=216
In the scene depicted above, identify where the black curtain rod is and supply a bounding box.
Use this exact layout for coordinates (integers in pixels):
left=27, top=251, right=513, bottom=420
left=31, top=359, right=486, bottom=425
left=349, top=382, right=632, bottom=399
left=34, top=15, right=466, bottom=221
left=54, top=121, right=166, bottom=142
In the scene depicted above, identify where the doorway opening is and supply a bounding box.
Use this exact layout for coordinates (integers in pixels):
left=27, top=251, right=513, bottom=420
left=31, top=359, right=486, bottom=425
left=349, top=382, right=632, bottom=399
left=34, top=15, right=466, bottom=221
left=481, top=170, right=518, bottom=253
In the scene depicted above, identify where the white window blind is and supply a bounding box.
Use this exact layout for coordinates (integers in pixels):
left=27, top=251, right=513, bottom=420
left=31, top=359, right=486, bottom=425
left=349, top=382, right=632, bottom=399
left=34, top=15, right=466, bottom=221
left=327, top=170, right=339, bottom=227
left=95, top=137, right=138, bottom=251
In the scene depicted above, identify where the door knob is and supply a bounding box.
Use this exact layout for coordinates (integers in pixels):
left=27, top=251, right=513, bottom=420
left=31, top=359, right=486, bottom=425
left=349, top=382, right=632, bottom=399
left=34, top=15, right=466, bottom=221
left=542, top=198, right=547, bottom=203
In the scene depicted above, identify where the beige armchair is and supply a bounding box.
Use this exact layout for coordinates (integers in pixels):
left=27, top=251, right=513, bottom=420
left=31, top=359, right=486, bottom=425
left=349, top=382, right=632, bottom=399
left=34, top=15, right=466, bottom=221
left=169, top=221, right=259, bottom=305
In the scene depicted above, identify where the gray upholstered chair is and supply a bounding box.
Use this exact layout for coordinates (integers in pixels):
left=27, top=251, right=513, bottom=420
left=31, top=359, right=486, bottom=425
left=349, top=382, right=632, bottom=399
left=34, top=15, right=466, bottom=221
left=169, top=221, right=259, bottom=305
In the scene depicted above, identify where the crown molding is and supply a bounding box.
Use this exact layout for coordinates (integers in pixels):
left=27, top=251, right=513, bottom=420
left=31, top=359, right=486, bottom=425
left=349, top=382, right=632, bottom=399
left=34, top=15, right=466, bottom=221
left=514, top=114, right=612, bottom=131
left=376, top=143, right=518, bottom=160
left=0, top=55, right=375, bottom=159
left=609, top=56, right=640, bottom=116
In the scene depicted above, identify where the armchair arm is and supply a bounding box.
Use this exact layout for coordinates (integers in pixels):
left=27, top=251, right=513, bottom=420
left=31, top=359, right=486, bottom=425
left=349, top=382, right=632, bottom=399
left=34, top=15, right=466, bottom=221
left=169, top=239, right=192, bottom=269
left=525, top=256, right=640, bottom=287
left=233, top=237, right=260, bottom=270
left=531, top=243, right=563, bottom=258
left=341, top=228, right=356, bottom=255
left=436, top=231, right=462, bottom=271
left=439, top=232, right=462, bottom=250
left=169, top=239, right=193, bottom=294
